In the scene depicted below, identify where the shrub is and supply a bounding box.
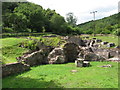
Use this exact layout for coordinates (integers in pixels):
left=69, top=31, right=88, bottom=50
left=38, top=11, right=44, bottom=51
left=113, top=29, right=120, bottom=36
left=3, top=27, right=14, bottom=33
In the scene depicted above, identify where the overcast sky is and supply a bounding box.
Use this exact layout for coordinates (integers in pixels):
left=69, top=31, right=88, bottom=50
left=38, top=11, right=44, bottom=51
left=27, top=0, right=119, bottom=24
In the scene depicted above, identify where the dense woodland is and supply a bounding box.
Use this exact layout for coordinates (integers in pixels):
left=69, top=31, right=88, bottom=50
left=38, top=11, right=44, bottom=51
left=2, top=2, right=120, bottom=35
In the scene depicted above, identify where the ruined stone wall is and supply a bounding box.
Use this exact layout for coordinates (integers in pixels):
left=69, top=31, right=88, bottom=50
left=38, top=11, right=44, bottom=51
left=2, top=62, right=30, bottom=77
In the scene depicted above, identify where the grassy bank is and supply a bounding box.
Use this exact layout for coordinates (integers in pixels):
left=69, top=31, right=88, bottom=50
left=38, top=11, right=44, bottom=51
left=3, top=62, right=118, bottom=88
left=1, top=38, right=28, bottom=64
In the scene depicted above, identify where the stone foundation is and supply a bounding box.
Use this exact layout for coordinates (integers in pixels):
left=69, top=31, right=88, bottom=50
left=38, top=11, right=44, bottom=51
left=2, top=62, right=30, bottom=77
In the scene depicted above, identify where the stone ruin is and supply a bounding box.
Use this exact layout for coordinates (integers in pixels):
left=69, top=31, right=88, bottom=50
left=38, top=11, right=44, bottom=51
left=2, top=35, right=120, bottom=77
left=17, top=36, right=120, bottom=66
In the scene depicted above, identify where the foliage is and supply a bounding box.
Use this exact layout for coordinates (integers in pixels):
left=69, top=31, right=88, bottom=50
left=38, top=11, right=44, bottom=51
left=1, top=32, right=52, bottom=38
left=23, top=40, right=38, bottom=51
left=78, top=13, right=119, bottom=35
left=3, top=62, right=118, bottom=88
left=2, top=2, right=80, bottom=35
left=30, top=36, right=64, bottom=47
left=113, top=28, right=120, bottom=36
left=66, top=12, right=77, bottom=27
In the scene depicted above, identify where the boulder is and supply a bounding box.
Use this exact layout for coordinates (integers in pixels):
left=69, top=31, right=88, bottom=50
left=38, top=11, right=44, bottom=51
left=83, top=40, right=91, bottom=47
left=92, top=38, right=97, bottom=40
left=36, top=42, right=46, bottom=50
left=115, top=45, right=120, bottom=49
left=84, top=52, right=105, bottom=61
left=101, top=41, right=108, bottom=45
left=83, top=61, right=90, bottom=67
left=17, top=47, right=52, bottom=66
left=107, top=43, right=115, bottom=47
left=63, top=43, right=80, bottom=62
left=89, top=40, right=95, bottom=47
left=75, top=59, right=83, bottom=67
left=66, top=36, right=85, bottom=46
left=75, top=59, right=90, bottom=67
left=48, top=48, right=66, bottom=64
left=95, top=39, right=102, bottom=43
left=2, top=62, right=30, bottom=77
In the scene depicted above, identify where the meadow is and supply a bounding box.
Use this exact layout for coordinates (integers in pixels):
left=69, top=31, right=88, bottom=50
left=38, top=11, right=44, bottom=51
left=3, top=62, right=118, bottom=88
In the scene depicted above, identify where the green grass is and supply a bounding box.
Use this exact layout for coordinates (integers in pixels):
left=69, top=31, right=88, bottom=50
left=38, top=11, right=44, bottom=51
left=1, top=37, right=27, bottom=48
left=2, top=46, right=28, bottom=64
left=1, top=37, right=28, bottom=64
left=2, top=62, right=118, bottom=88
left=29, top=36, right=65, bottom=47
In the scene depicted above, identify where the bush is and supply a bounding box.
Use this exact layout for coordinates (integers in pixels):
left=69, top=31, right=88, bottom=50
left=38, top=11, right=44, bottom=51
left=23, top=40, right=37, bottom=51
left=3, top=27, right=14, bottom=33
left=112, top=29, right=120, bottom=36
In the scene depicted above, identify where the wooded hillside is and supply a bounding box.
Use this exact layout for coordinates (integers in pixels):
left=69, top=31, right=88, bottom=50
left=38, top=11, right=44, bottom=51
left=2, top=2, right=120, bottom=35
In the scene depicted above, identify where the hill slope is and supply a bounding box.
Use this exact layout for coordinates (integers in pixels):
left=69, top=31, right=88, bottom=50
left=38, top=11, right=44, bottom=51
left=77, top=13, right=119, bottom=35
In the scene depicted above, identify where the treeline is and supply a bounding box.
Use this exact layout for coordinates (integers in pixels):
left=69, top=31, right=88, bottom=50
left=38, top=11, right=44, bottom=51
left=2, top=2, right=120, bottom=35
left=77, top=13, right=120, bottom=35
left=2, top=2, right=79, bottom=35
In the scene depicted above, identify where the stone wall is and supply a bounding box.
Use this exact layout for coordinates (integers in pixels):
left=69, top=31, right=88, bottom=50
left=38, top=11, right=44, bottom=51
left=2, top=62, right=30, bottom=77
left=17, top=47, right=53, bottom=66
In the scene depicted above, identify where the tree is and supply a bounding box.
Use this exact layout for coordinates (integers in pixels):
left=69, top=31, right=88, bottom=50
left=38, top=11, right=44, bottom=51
left=66, top=12, right=77, bottom=27
left=50, top=14, right=67, bottom=34
left=8, top=13, right=27, bottom=32
left=14, top=2, right=47, bottom=32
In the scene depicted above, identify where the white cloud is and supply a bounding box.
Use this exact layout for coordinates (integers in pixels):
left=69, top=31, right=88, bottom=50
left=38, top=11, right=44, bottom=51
left=27, top=0, right=119, bottom=24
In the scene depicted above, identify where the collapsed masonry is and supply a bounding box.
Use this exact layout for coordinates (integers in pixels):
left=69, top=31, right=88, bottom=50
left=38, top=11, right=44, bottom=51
left=17, top=36, right=120, bottom=66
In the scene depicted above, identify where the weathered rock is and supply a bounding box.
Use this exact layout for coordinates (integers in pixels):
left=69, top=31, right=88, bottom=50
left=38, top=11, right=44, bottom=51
left=2, top=62, right=30, bottom=77
left=89, top=40, right=95, bottom=47
left=66, top=36, right=85, bottom=46
left=98, top=64, right=112, bottom=67
left=85, top=47, right=93, bottom=52
left=48, top=48, right=66, bottom=64
left=91, top=48, right=119, bottom=59
left=84, top=52, right=105, bottom=61
left=71, top=70, right=78, bottom=73
left=83, top=40, right=91, bottom=47
left=83, top=61, right=90, bottom=67
left=63, top=43, right=80, bottom=62
left=115, top=45, right=120, bottom=49
left=92, top=38, right=96, bottom=40
left=75, top=60, right=83, bottom=67
left=82, top=36, right=90, bottom=39
left=93, top=44, right=101, bottom=48
left=75, top=59, right=90, bottom=67
left=107, top=43, right=115, bottom=47
left=107, top=57, right=120, bottom=62
left=36, top=42, right=46, bottom=50
left=101, top=41, right=108, bottom=45
left=95, top=39, right=102, bottom=43
left=75, top=58, right=84, bottom=67
left=84, top=36, right=89, bottom=39
left=17, top=47, right=52, bottom=66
